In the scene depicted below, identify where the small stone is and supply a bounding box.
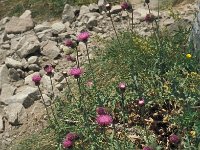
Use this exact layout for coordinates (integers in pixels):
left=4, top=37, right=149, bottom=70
left=51, top=22, right=66, bottom=33
left=0, top=115, right=4, bottom=132
left=42, top=94, right=51, bottom=106
left=110, top=5, right=122, bottom=14
left=28, top=56, right=38, bottom=64
left=79, top=5, right=90, bottom=17
left=5, top=57, right=23, bottom=69
left=87, top=16, right=98, bottom=29
left=34, top=24, right=50, bottom=33
left=28, top=64, right=40, bottom=71
left=89, top=3, right=99, bottom=12
left=0, top=84, right=16, bottom=103
left=9, top=68, right=20, bottom=81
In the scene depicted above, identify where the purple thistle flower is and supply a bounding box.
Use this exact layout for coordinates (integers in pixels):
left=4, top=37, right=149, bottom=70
left=118, top=82, right=126, bottom=92
left=96, top=114, right=112, bottom=127
left=69, top=68, right=83, bottom=78
left=169, top=134, right=179, bottom=144
left=121, top=2, right=132, bottom=10
left=32, top=74, right=42, bottom=86
left=65, top=55, right=76, bottom=62
left=66, top=132, right=78, bottom=141
left=44, top=64, right=53, bottom=76
left=143, top=146, right=153, bottom=150
left=96, top=107, right=107, bottom=115
left=63, top=140, right=73, bottom=149
left=145, top=13, right=155, bottom=23
left=77, top=32, right=90, bottom=43
left=138, top=98, right=145, bottom=106
left=64, top=39, right=75, bottom=48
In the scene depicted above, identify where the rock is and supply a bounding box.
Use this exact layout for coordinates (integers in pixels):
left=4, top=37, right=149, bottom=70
left=4, top=86, right=39, bottom=108
left=79, top=5, right=90, bottom=17
left=0, top=65, right=9, bottom=90
left=41, top=40, right=60, bottom=59
left=51, top=22, right=66, bottom=33
left=0, top=115, right=4, bottom=132
left=89, top=3, right=99, bottom=12
left=9, top=68, right=20, bottom=81
left=5, top=57, right=23, bottom=69
left=87, top=16, right=98, bottom=29
left=110, top=5, right=122, bottom=14
left=36, top=29, right=53, bottom=41
left=34, top=24, right=50, bottom=33
left=1, top=43, right=10, bottom=49
left=54, top=72, right=64, bottom=82
left=162, top=18, right=175, bottom=26
left=42, top=94, right=51, bottom=106
left=93, top=27, right=104, bottom=33
left=98, top=0, right=106, bottom=11
left=28, top=56, right=38, bottom=64
left=5, top=16, right=34, bottom=34
left=28, top=64, right=40, bottom=71
left=0, top=49, right=7, bottom=65
left=19, top=10, right=32, bottom=19
left=4, top=103, right=26, bottom=125
left=13, top=32, right=40, bottom=58
left=62, top=4, right=76, bottom=23
left=0, top=84, right=16, bottom=102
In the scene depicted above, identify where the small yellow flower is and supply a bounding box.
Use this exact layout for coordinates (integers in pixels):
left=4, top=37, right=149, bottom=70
left=190, top=131, right=196, bottom=138
left=186, top=53, right=192, bottom=59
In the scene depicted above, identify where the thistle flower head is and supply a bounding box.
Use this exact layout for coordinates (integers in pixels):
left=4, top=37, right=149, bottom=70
left=65, top=55, right=76, bottom=62
left=138, top=98, right=145, bottom=106
left=96, top=107, right=107, bottom=115
left=169, top=134, right=179, bottom=144
left=77, top=32, right=90, bottom=43
left=63, top=140, right=73, bottom=149
left=121, top=2, right=132, bottom=10
left=44, top=64, right=54, bottom=76
left=143, top=146, right=153, bottom=150
left=69, top=68, right=83, bottom=78
left=145, top=13, right=155, bottom=23
left=66, top=132, right=78, bottom=141
left=64, top=39, right=75, bottom=48
left=96, top=114, right=112, bottom=127
left=118, top=82, right=126, bottom=92
left=32, top=74, right=42, bottom=86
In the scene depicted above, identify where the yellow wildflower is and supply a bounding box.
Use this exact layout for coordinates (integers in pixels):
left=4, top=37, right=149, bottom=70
left=190, top=131, right=196, bottom=138
left=186, top=53, right=192, bottom=59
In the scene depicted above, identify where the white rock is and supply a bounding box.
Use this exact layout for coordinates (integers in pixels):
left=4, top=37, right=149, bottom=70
left=0, top=115, right=3, bottom=132
left=5, top=57, right=23, bottom=69
left=4, top=103, right=26, bottom=125
left=34, top=24, right=50, bottom=32
left=51, top=22, right=66, bottom=33
left=19, top=10, right=32, bottom=19
left=0, top=84, right=16, bottom=102
left=28, top=56, right=38, bottom=64
left=62, top=4, right=76, bottom=23
left=79, top=5, right=90, bottom=17
left=89, top=3, right=99, bottom=12
left=110, top=5, right=122, bottom=14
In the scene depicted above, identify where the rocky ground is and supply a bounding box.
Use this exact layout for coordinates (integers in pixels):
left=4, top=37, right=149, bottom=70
left=0, top=0, right=198, bottom=149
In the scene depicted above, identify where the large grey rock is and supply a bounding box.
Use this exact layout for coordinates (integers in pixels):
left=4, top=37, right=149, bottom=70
left=3, top=86, right=39, bottom=108
left=5, top=57, right=23, bottom=69
left=0, top=84, right=16, bottom=102
left=62, top=4, right=76, bottom=23
left=0, top=65, right=9, bottom=90
left=86, top=16, right=98, bottom=29
left=17, top=33, right=40, bottom=58
left=4, top=103, right=26, bottom=125
left=41, top=40, right=60, bottom=59
left=5, top=16, right=34, bottom=34
left=19, top=10, right=32, bottom=19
